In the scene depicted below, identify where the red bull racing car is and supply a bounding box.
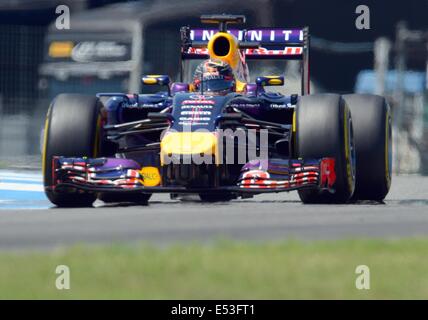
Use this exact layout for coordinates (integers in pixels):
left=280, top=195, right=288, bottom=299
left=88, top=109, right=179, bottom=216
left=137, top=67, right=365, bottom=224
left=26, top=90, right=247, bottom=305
left=42, top=14, right=392, bottom=207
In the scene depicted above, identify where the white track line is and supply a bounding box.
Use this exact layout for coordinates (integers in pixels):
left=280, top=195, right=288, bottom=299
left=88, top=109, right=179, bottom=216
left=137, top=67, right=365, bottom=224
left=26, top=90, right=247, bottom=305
left=0, top=182, right=44, bottom=192
left=0, top=176, right=42, bottom=182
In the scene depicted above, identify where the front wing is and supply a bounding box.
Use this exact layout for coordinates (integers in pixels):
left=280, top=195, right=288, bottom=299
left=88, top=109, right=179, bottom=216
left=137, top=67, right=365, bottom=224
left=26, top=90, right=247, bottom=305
left=47, top=157, right=337, bottom=195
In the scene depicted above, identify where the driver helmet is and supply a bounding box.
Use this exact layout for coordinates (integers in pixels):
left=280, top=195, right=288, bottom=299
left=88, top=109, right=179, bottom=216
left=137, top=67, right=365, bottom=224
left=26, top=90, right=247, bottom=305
left=193, top=59, right=236, bottom=95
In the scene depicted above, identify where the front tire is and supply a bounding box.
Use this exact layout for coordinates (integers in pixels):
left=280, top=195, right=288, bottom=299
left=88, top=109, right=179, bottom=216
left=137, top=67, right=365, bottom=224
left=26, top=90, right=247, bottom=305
left=342, top=94, right=392, bottom=201
left=295, top=94, right=356, bottom=203
left=43, top=94, right=103, bottom=207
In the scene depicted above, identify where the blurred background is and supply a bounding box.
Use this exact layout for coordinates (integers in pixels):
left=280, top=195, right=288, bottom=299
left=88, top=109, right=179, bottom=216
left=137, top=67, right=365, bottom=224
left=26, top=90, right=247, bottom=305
left=0, top=0, right=427, bottom=174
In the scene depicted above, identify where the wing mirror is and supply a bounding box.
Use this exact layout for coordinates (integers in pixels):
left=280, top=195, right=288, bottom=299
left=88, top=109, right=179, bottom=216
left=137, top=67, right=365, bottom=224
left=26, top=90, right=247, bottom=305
left=256, top=76, right=284, bottom=87
left=141, top=75, right=171, bottom=95
left=255, top=76, right=284, bottom=95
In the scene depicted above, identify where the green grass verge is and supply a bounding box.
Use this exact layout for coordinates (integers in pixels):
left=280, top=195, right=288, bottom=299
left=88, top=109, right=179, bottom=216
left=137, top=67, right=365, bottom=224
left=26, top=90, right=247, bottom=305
left=0, top=239, right=427, bottom=299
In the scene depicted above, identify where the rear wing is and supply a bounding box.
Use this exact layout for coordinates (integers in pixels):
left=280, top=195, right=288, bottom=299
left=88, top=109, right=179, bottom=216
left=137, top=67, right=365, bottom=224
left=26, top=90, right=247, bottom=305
left=180, top=26, right=310, bottom=94
left=181, top=27, right=308, bottom=59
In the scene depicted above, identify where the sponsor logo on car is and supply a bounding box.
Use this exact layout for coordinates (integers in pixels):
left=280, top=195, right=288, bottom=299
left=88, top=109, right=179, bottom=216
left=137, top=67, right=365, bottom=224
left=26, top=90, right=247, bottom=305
left=180, top=111, right=212, bottom=115
left=180, top=104, right=214, bottom=109
left=182, top=100, right=215, bottom=105
left=189, top=95, right=214, bottom=100
left=179, top=117, right=211, bottom=121
left=140, top=167, right=161, bottom=187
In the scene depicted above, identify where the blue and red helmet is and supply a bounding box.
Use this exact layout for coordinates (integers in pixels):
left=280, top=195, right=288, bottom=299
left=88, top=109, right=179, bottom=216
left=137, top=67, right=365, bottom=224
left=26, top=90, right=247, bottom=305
left=193, top=60, right=236, bottom=95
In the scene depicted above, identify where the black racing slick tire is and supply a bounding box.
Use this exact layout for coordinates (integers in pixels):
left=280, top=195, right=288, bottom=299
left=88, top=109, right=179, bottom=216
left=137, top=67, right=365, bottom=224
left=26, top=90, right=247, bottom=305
left=342, top=94, right=392, bottom=201
left=43, top=94, right=103, bottom=207
left=295, top=94, right=356, bottom=203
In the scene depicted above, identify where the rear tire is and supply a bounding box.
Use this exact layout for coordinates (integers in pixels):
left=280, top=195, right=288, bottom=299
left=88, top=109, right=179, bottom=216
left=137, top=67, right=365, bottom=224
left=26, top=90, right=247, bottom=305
left=295, top=94, right=356, bottom=203
left=342, top=94, right=392, bottom=201
left=43, top=94, right=103, bottom=207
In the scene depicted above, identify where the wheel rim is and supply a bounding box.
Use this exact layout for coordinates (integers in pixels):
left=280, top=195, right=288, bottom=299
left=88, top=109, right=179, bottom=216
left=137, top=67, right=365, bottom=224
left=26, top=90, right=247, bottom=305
left=348, top=116, right=356, bottom=186
left=344, top=108, right=356, bottom=194
left=385, top=110, right=392, bottom=188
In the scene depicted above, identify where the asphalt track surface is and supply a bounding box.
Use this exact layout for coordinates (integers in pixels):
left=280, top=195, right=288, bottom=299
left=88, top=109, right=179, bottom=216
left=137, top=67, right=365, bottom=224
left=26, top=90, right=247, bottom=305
left=0, top=171, right=428, bottom=250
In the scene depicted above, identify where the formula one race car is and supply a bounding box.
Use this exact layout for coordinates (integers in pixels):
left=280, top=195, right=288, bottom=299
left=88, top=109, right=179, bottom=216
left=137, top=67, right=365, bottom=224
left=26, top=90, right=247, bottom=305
left=42, top=14, right=392, bottom=207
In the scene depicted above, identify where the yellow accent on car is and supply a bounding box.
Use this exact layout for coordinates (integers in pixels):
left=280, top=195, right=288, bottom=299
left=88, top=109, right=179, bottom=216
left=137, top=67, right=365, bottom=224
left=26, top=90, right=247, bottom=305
left=48, top=41, right=74, bottom=58
left=292, top=110, right=296, bottom=133
left=207, top=32, right=239, bottom=69
left=268, top=78, right=283, bottom=85
left=236, top=80, right=246, bottom=92
left=142, top=78, right=158, bottom=85
left=140, top=167, right=161, bottom=187
left=41, top=110, right=50, bottom=177
left=343, top=106, right=353, bottom=192
left=385, top=109, right=391, bottom=188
